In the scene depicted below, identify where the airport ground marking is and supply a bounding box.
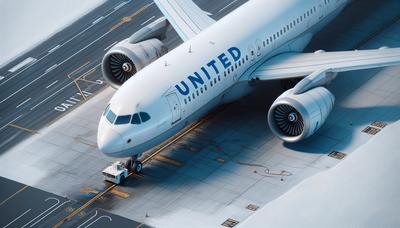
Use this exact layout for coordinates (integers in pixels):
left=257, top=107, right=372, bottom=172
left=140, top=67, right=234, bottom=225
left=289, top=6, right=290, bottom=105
left=67, top=61, right=90, bottom=78
left=3, top=208, right=32, bottom=228
left=8, top=123, right=39, bottom=134
left=0, top=0, right=130, bottom=87
left=46, top=80, right=58, bottom=89
left=53, top=117, right=207, bottom=227
left=73, top=80, right=87, bottom=101
left=0, top=114, right=23, bottom=131
left=15, top=97, right=32, bottom=109
left=110, top=3, right=154, bottom=31
left=0, top=185, right=28, bottom=207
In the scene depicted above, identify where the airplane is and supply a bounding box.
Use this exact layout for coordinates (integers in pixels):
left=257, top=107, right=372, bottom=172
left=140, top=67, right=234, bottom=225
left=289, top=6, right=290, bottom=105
left=97, top=0, right=400, bottom=173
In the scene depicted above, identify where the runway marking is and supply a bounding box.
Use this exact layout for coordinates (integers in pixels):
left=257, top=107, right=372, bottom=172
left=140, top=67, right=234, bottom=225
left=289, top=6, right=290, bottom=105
left=0, top=114, right=23, bottom=131
left=140, top=16, right=155, bottom=26
left=110, top=3, right=154, bottom=31
left=74, top=80, right=87, bottom=100
left=110, top=188, right=130, bottom=198
left=48, top=45, right=60, bottom=53
left=46, top=80, right=58, bottom=89
left=67, top=61, right=90, bottom=78
left=0, top=1, right=129, bottom=86
left=24, top=199, right=71, bottom=228
left=53, top=118, right=207, bottom=228
left=8, top=57, right=37, bottom=73
left=154, top=154, right=183, bottom=167
left=92, top=16, right=104, bottom=25
left=45, top=64, right=58, bottom=73
left=30, top=82, right=74, bottom=110
left=8, top=124, right=39, bottom=134
left=104, top=41, right=118, bottom=51
left=114, top=1, right=128, bottom=10
left=218, top=0, right=239, bottom=13
left=3, top=208, right=31, bottom=228
left=0, top=185, right=28, bottom=207
left=15, top=97, right=31, bottom=108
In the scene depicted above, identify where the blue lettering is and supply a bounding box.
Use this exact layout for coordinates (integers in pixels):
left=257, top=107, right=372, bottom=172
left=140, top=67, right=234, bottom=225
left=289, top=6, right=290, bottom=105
left=175, top=81, right=190, bottom=95
left=206, top=60, right=219, bottom=75
left=228, top=47, right=241, bottom=62
left=188, top=72, right=204, bottom=89
left=201, top=67, right=211, bottom=80
left=218, top=53, right=231, bottom=69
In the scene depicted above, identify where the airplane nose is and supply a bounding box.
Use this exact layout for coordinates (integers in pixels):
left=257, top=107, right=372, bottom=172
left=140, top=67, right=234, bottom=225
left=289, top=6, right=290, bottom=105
left=97, top=119, right=123, bottom=155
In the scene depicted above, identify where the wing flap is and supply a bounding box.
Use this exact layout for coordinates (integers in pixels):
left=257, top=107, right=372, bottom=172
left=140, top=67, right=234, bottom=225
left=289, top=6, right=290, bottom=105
left=154, top=0, right=215, bottom=41
left=248, top=48, right=400, bottom=81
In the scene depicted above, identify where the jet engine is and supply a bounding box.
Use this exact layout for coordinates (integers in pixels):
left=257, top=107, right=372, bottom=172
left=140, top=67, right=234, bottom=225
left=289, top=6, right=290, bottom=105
left=102, top=38, right=167, bottom=88
left=267, top=87, right=335, bottom=142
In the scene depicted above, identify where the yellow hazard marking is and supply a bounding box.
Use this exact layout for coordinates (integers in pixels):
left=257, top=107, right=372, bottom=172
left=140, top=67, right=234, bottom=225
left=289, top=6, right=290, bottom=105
left=0, top=185, right=28, bottom=206
left=110, top=188, right=130, bottom=198
left=8, top=124, right=39, bottom=134
left=154, top=155, right=183, bottom=167
left=110, top=3, right=153, bottom=31
left=80, top=187, right=99, bottom=195
left=67, top=61, right=90, bottom=78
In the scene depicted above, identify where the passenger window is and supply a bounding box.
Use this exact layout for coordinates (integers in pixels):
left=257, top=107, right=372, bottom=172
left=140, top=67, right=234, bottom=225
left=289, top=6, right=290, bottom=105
left=196, top=90, right=199, bottom=96
left=131, top=113, right=141, bottom=124
left=184, top=98, right=187, bottom=104
left=204, top=85, right=207, bottom=91
left=242, top=58, right=245, bottom=64
left=231, top=66, right=234, bottom=72
left=224, top=71, right=227, bottom=77
left=192, top=93, right=195, bottom=99
left=188, top=96, right=191, bottom=102
left=115, top=115, right=131, bottom=125
left=228, top=68, right=230, bottom=74
left=239, top=61, right=241, bottom=67
left=139, top=112, right=150, bottom=122
left=106, top=110, right=116, bottom=124
left=210, top=81, right=213, bottom=87
left=218, top=76, right=221, bottom=81
left=200, top=87, right=203, bottom=93
left=214, top=78, right=217, bottom=84
left=263, top=41, right=265, bottom=47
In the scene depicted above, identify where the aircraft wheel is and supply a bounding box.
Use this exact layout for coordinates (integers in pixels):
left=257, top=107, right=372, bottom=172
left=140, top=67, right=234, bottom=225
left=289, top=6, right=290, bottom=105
left=132, top=161, right=143, bottom=174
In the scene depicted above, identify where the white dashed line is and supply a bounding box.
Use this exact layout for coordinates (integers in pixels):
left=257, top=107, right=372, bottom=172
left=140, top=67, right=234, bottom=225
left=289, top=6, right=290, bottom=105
left=0, top=114, right=23, bottom=131
left=141, top=16, right=155, bottom=26
left=92, top=16, right=104, bottom=25
left=104, top=41, right=118, bottom=51
left=218, top=0, right=239, bottom=13
left=48, top=45, right=60, bottom=53
left=46, top=80, right=58, bottom=89
left=114, top=1, right=128, bottom=10
left=45, top=64, right=58, bottom=73
left=16, top=98, right=32, bottom=108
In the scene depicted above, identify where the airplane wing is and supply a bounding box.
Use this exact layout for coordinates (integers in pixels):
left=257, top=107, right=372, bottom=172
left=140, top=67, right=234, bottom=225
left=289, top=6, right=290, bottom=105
left=153, top=0, right=216, bottom=41
left=246, top=48, right=400, bottom=81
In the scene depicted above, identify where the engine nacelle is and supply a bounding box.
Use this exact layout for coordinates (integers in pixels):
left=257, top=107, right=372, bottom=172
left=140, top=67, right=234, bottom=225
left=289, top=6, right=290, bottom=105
left=102, top=38, right=167, bottom=88
left=267, top=87, right=335, bottom=142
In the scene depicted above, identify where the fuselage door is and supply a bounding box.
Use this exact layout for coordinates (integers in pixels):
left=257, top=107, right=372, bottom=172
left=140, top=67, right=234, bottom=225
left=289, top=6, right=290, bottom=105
left=166, top=92, right=181, bottom=124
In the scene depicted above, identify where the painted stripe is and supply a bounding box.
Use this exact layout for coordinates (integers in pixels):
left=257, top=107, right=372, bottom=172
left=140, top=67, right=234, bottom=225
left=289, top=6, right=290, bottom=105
left=104, top=41, right=118, bottom=51
left=15, top=98, right=31, bottom=108
left=46, top=80, right=58, bottom=89
left=45, top=64, right=58, bottom=73
left=48, top=45, right=60, bottom=53
left=0, top=114, right=23, bottom=131
left=218, top=0, right=239, bottom=13
left=8, top=57, right=37, bottom=73
left=92, top=16, right=104, bottom=25
left=140, top=16, right=155, bottom=26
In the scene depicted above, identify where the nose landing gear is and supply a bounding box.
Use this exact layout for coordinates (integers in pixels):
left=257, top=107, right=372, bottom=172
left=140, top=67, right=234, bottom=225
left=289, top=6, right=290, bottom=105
left=125, top=155, right=143, bottom=174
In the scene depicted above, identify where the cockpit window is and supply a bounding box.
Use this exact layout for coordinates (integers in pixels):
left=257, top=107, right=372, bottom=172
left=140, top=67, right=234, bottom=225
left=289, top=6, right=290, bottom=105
left=139, top=112, right=151, bottom=122
left=115, top=115, right=131, bottom=125
left=106, top=110, right=116, bottom=123
left=103, top=104, right=110, bottom=116
left=131, top=113, right=141, bottom=124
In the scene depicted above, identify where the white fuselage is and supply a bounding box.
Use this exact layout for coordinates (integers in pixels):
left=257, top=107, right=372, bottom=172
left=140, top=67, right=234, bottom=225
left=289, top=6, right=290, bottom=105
left=98, top=0, right=350, bottom=157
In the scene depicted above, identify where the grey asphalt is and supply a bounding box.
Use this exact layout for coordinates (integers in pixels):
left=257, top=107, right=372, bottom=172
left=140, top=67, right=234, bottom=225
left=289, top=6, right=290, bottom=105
left=0, top=176, right=148, bottom=228
left=0, top=0, right=247, bottom=153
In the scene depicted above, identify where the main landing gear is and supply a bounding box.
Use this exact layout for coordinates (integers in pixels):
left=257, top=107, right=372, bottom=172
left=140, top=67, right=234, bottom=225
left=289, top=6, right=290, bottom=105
left=125, top=154, right=143, bottom=174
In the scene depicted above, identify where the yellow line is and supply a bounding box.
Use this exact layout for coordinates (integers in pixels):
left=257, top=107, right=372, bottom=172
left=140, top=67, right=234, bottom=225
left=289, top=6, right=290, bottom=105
left=73, top=80, right=87, bottom=101
left=8, top=124, right=39, bottom=134
left=77, top=68, right=97, bottom=81
left=110, top=3, right=153, bottom=31
left=67, top=61, right=90, bottom=78
left=110, top=188, right=130, bottom=198
left=54, top=118, right=207, bottom=227
left=53, top=184, right=116, bottom=228
left=0, top=185, right=28, bottom=207
left=154, top=155, right=182, bottom=167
